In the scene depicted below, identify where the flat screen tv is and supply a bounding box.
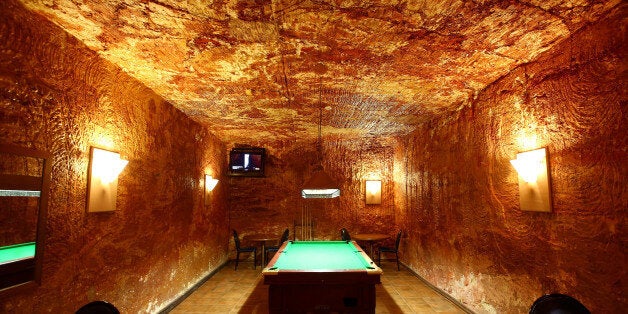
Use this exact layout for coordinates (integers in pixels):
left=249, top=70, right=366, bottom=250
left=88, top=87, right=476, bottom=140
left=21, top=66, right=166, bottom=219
left=228, top=147, right=265, bottom=177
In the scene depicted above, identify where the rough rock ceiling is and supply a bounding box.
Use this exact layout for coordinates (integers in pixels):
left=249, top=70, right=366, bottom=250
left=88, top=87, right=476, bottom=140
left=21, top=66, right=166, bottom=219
left=19, top=0, right=620, bottom=145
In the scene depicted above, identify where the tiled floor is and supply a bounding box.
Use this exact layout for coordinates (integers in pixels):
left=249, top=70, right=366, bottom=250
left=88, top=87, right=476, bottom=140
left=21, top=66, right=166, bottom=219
left=169, top=261, right=467, bottom=313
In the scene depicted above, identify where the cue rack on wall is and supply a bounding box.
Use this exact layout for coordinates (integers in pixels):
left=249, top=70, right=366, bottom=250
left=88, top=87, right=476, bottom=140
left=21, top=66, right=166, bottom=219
left=294, top=204, right=315, bottom=241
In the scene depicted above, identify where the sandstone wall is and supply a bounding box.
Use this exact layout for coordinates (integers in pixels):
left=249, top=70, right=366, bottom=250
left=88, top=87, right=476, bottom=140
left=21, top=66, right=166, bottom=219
left=228, top=137, right=399, bottom=255
left=0, top=1, right=229, bottom=312
left=396, top=5, right=626, bottom=313
left=1, top=0, right=624, bottom=313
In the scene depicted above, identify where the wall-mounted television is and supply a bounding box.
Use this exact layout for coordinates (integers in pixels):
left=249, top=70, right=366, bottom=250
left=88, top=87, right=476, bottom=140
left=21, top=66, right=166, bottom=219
left=228, top=147, right=265, bottom=177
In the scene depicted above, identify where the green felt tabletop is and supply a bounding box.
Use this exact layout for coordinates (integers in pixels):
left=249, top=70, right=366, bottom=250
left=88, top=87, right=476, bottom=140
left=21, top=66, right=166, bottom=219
left=271, top=241, right=370, bottom=270
left=0, top=242, right=36, bottom=264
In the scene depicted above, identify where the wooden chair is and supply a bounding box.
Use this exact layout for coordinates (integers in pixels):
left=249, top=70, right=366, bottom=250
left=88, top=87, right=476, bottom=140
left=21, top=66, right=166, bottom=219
left=264, top=228, right=289, bottom=264
left=340, top=228, right=351, bottom=241
left=378, top=230, right=402, bottom=270
left=529, top=293, right=590, bottom=314
left=233, top=230, right=257, bottom=270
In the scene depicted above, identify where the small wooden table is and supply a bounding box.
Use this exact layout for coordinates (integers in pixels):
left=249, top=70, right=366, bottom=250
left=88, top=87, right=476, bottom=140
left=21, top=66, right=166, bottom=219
left=245, top=234, right=279, bottom=265
left=352, top=233, right=389, bottom=259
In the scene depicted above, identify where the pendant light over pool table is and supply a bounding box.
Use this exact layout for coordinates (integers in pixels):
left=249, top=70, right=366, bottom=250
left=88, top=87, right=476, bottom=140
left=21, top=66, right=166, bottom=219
left=301, top=77, right=340, bottom=199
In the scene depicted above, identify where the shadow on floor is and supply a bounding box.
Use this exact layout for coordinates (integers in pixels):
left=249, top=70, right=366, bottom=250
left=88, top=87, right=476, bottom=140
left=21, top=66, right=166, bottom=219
left=237, top=278, right=268, bottom=313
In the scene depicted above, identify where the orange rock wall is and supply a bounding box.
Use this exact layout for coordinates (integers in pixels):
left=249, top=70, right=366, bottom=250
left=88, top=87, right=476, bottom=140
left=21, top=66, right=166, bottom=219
left=395, top=6, right=626, bottom=313
left=1, top=0, right=625, bottom=313
left=0, top=1, right=229, bottom=312
left=0, top=197, right=38, bottom=246
left=228, top=137, right=399, bottom=252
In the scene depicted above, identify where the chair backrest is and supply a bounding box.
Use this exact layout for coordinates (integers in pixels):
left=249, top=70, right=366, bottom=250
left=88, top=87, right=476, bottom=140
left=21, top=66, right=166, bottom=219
left=76, top=301, right=119, bottom=314
left=233, top=230, right=241, bottom=249
left=279, top=228, right=290, bottom=244
left=529, top=293, right=590, bottom=314
left=394, top=230, right=402, bottom=249
left=340, top=228, right=351, bottom=241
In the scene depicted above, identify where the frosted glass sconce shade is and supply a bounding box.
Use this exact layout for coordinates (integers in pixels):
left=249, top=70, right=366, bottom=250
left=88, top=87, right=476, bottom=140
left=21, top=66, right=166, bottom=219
left=510, top=147, right=552, bottom=212
left=510, top=149, right=546, bottom=183
left=205, top=175, right=219, bottom=192
left=365, top=180, right=382, bottom=204
left=87, top=147, right=128, bottom=212
left=205, top=174, right=219, bottom=205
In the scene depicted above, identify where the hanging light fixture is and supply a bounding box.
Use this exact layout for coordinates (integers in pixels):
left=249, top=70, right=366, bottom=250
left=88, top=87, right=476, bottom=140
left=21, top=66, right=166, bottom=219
left=301, top=77, right=340, bottom=199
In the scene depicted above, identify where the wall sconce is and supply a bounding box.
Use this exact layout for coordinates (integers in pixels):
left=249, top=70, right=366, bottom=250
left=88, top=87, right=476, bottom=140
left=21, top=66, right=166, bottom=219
left=510, top=147, right=552, bottom=212
left=204, top=174, right=219, bottom=205
left=365, top=180, right=382, bottom=205
left=87, top=147, right=128, bottom=212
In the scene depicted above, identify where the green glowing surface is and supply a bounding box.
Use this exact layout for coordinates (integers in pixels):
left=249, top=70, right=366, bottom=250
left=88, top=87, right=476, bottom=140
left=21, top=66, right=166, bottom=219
left=0, top=242, right=36, bottom=264
left=270, top=241, right=371, bottom=270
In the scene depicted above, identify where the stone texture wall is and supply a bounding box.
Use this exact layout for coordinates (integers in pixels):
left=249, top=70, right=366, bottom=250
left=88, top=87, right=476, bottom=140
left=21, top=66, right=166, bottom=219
left=228, top=137, right=399, bottom=254
left=396, top=5, right=626, bottom=313
left=0, top=197, right=38, bottom=246
left=0, top=1, right=229, bottom=312
left=1, top=0, right=624, bottom=313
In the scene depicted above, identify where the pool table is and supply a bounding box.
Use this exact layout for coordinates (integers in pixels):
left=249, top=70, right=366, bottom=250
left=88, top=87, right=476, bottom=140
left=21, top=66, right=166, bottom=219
left=0, top=242, right=37, bottom=290
left=262, top=240, right=382, bottom=313
left=0, top=242, right=36, bottom=264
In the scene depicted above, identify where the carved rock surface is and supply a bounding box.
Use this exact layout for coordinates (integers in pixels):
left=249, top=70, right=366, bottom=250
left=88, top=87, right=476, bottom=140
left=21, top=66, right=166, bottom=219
left=0, top=2, right=228, bottom=312
left=1, top=0, right=625, bottom=313
left=16, top=0, right=622, bottom=144
left=397, top=6, right=626, bottom=313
